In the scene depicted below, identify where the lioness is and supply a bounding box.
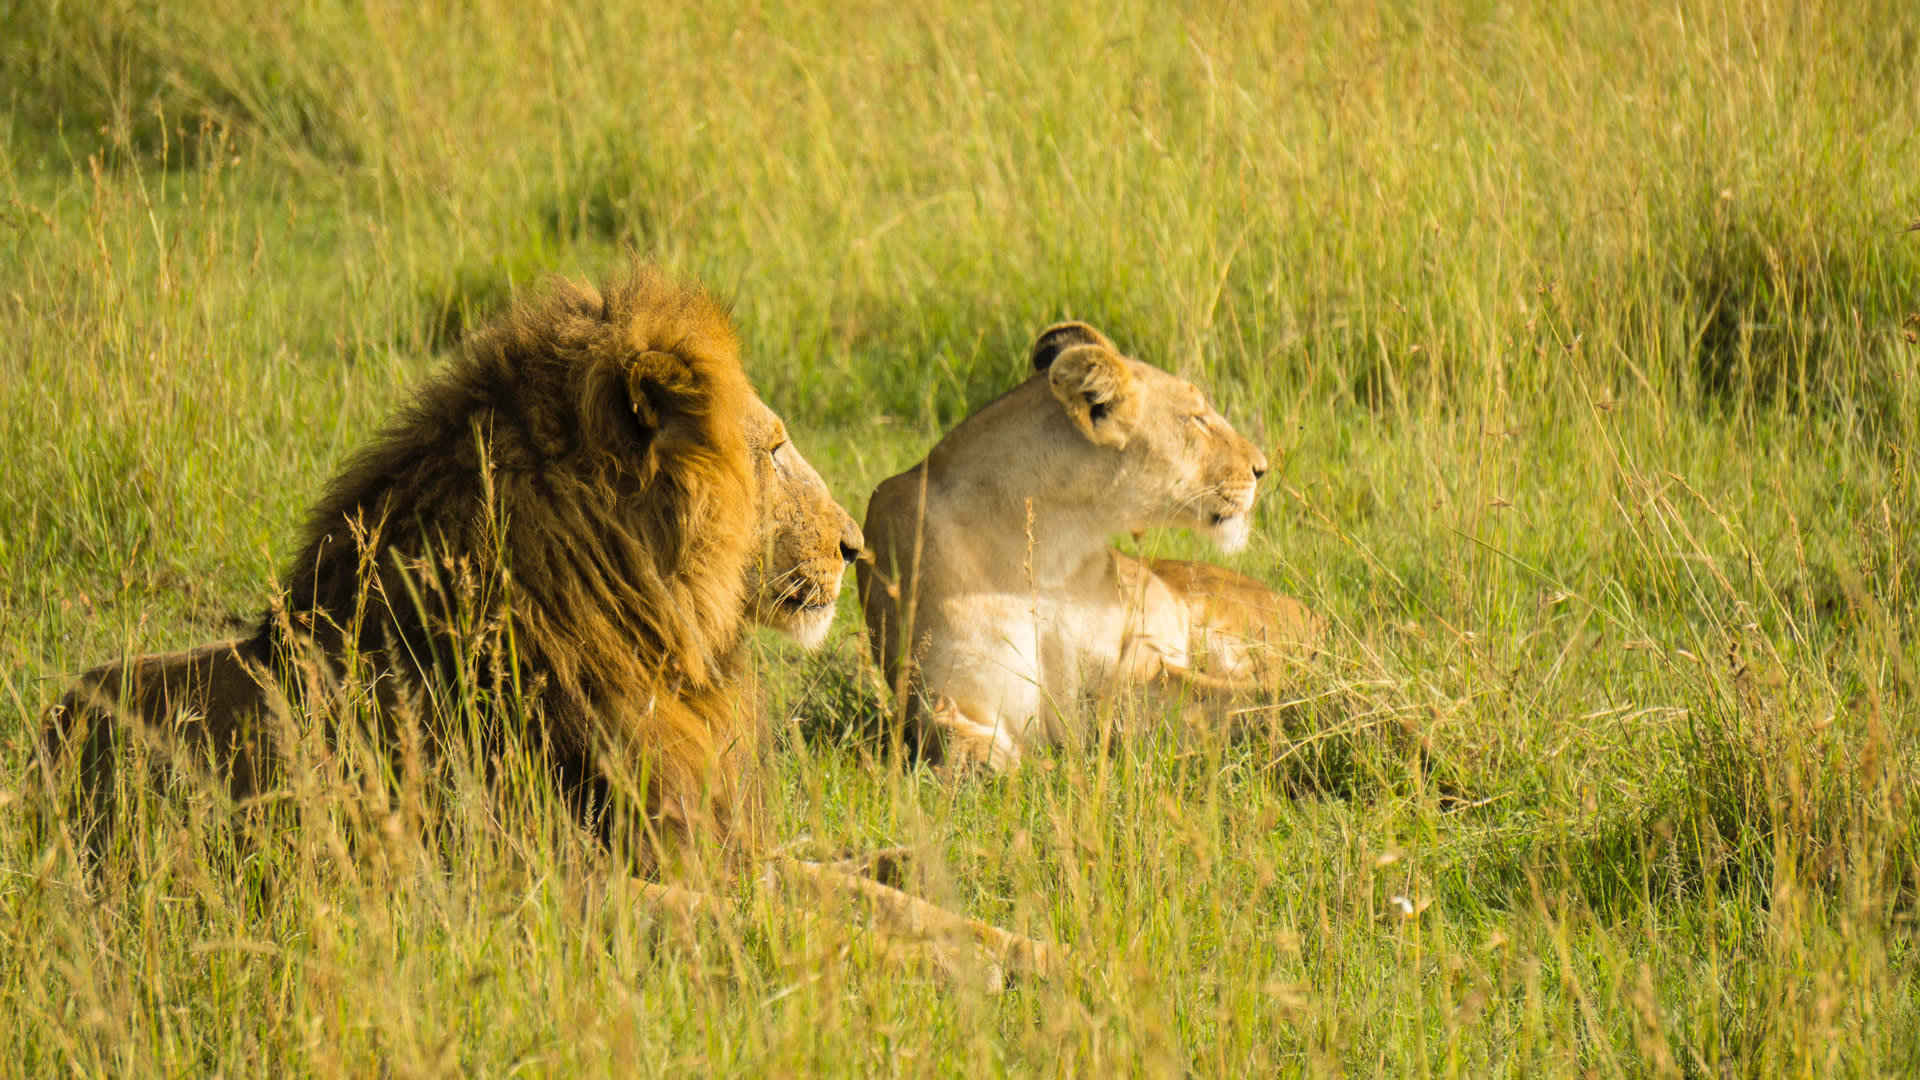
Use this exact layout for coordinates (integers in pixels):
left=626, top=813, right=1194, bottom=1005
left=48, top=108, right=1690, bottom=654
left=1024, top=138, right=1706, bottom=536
left=859, top=321, right=1323, bottom=771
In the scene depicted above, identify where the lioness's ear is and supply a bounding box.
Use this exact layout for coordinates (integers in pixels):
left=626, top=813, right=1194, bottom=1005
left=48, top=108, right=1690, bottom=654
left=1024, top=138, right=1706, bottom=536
left=1047, top=344, right=1140, bottom=449
left=1030, top=322, right=1116, bottom=372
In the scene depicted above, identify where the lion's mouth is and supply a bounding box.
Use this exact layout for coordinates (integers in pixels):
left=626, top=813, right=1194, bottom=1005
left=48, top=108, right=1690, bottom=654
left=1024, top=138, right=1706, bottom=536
left=1204, top=503, right=1251, bottom=528
left=767, top=579, right=840, bottom=651
left=770, top=572, right=843, bottom=615
left=779, top=593, right=835, bottom=614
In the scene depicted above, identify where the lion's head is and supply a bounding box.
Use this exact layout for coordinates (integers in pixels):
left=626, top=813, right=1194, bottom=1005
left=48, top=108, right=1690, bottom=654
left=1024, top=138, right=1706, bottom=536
left=1027, top=321, right=1268, bottom=552
left=743, top=396, right=864, bottom=649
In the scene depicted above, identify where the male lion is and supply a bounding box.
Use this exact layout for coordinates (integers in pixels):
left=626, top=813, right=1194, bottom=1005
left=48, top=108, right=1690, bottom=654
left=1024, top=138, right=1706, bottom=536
left=859, top=321, right=1324, bottom=772
left=44, top=385, right=859, bottom=863
left=40, top=265, right=1060, bottom=982
left=44, top=266, right=800, bottom=864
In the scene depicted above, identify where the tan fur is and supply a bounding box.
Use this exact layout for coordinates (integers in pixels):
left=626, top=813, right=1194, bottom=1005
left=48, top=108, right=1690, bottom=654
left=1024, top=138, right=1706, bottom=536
left=859, top=322, right=1323, bottom=771
left=1121, top=557, right=1327, bottom=699
left=742, top=401, right=864, bottom=650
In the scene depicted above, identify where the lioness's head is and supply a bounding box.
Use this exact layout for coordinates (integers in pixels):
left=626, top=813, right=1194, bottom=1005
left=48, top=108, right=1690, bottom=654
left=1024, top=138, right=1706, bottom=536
left=744, top=395, right=864, bottom=649
left=1030, top=321, right=1268, bottom=552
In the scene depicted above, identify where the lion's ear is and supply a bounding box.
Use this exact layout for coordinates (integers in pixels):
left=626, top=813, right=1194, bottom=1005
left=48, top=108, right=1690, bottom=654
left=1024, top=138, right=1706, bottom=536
left=1047, top=344, right=1140, bottom=449
left=1030, top=322, right=1116, bottom=372
left=582, top=349, right=702, bottom=463
left=628, top=348, right=706, bottom=433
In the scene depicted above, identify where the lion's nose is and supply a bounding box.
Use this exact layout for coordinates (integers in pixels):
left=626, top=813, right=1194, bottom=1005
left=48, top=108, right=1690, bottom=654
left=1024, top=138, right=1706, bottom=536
left=839, top=519, right=866, bottom=565
left=1250, top=450, right=1269, bottom=482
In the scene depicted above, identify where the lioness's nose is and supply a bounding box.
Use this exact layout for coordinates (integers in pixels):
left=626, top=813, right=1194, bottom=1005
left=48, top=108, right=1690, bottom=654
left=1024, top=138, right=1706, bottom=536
left=1251, top=449, right=1269, bottom=481
left=839, top=518, right=866, bottom=564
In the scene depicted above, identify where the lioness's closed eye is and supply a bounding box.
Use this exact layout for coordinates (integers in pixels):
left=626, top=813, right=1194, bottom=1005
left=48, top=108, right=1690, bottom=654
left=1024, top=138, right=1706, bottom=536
left=857, top=321, right=1322, bottom=772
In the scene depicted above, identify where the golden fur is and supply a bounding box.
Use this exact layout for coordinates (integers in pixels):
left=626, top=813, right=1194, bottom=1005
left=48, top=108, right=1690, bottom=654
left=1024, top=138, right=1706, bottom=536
left=859, top=321, right=1323, bottom=771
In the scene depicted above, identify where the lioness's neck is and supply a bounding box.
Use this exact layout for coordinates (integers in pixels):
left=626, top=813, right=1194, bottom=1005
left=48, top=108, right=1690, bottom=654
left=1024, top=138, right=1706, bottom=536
left=923, top=379, right=1130, bottom=589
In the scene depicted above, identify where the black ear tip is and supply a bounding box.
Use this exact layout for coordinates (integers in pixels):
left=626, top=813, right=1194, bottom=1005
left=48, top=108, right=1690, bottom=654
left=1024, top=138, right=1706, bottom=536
left=1031, top=321, right=1110, bottom=371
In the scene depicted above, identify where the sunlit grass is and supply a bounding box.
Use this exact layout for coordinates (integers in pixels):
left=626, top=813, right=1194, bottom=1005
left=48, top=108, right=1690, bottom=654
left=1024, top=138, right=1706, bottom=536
left=3, top=0, right=1917, bottom=1074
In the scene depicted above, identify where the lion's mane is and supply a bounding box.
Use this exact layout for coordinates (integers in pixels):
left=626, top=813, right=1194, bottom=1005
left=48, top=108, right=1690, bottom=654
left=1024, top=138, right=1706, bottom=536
left=267, top=264, right=763, bottom=859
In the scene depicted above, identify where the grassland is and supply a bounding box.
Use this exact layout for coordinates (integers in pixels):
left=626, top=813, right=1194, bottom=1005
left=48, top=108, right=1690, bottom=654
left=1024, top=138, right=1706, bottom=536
left=3, top=0, right=1918, bottom=1074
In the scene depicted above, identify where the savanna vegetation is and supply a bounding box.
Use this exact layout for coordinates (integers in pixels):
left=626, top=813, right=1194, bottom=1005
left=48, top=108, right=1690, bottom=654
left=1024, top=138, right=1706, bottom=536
left=2, top=0, right=1917, bottom=1074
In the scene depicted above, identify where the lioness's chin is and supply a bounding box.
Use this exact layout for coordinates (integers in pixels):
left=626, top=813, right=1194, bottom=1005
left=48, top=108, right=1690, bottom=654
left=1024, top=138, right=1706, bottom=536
left=1204, top=514, right=1253, bottom=554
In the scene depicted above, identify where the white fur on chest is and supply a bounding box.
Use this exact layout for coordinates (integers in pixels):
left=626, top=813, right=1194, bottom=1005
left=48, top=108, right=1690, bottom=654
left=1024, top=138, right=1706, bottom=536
left=918, top=558, right=1187, bottom=750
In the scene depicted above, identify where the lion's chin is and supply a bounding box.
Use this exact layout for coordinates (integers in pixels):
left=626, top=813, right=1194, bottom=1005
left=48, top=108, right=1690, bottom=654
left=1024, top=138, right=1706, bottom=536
left=758, top=567, right=845, bottom=650
left=1203, top=512, right=1252, bottom=554
left=763, top=592, right=837, bottom=650
left=780, top=605, right=836, bottom=650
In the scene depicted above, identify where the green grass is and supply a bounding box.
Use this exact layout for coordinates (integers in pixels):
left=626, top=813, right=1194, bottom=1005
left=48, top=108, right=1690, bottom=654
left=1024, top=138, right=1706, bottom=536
left=4, top=0, right=1918, bottom=1073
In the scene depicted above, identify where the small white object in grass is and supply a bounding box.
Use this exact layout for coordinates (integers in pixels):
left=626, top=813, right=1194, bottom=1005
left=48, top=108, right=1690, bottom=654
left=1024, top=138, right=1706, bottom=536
left=1388, top=895, right=1432, bottom=919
